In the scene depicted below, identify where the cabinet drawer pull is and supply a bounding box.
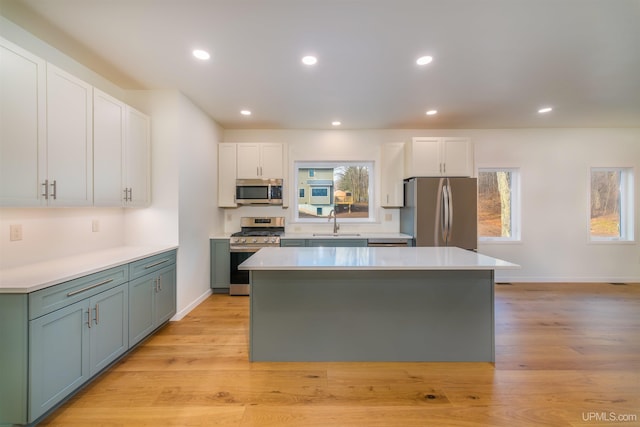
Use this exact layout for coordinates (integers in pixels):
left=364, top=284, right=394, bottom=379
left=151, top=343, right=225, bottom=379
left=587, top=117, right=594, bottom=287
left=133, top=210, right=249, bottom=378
left=86, top=308, right=92, bottom=329
left=144, top=259, right=169, bottom=269
left=67, top=279, right=114, bottom=297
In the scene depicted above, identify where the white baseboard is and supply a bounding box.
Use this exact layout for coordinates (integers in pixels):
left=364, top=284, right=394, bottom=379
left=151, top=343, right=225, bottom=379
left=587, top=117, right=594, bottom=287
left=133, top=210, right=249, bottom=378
left=171, top=288, right=213, bottom=321
left=494, top=275, right=640, bottom=283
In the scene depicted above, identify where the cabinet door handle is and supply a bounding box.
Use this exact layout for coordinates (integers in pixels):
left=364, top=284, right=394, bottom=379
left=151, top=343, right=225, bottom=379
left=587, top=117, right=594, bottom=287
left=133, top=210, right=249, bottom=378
left=154, top=277, right=159, bottom=292
left=67, top=279, right=114, bottom=297
left=158, top=276, right=162, bottom=291
left=144, top=259, right=169, bottom=269
left=94, top=304, right=100, bottom=325
left=50, top=180, right=57, bottom=200
left=86, top=308, right=92, bottom=329
left=123, top=188, right=128, bottom=202
left=129, top=188, right=133, bottom=202
left=42, top=179, right=49, bottom=199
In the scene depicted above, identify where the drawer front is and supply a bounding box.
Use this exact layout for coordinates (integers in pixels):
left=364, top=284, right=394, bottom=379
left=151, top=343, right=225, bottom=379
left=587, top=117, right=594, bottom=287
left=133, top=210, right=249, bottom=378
left=129, top=250, right=177, bottom=280
left=29, top=265, right=128, bottom=320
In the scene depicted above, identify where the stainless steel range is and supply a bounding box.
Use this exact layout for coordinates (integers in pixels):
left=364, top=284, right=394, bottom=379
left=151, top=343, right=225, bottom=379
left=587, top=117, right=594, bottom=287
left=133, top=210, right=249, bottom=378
left=229, top=217, right=284, bottom=295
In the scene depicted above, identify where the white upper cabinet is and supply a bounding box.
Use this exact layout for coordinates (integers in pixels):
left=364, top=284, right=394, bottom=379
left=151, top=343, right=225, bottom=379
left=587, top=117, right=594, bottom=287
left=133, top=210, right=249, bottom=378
left=405, top=137, right=474, bottom=178
left=0, top=38, right=46, bottom=207
left=123, top=106, right=151, bottom=207
left=218, top=143, right=237, bottom=207
left=237, top=143, right=284, bottom=179
left=46, top=64, right=93, bottom=206
left=93, top=89, right=124, bottom=206
left=380, top=142, right=405, bottom=208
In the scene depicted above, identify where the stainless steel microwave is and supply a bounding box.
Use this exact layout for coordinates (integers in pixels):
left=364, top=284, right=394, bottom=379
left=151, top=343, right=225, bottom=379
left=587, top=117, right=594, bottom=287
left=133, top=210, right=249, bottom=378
left=236, top=179, right=283, bottom=205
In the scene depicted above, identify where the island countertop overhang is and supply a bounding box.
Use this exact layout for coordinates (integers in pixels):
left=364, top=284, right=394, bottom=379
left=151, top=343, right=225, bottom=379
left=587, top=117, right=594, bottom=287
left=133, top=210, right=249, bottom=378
left=239, top=246, right=520, bottom=271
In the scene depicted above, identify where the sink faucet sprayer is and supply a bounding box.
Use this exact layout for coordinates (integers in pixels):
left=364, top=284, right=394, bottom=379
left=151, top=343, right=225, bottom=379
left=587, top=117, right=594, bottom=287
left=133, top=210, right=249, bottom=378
left=328, top=209, right=340, bottom=234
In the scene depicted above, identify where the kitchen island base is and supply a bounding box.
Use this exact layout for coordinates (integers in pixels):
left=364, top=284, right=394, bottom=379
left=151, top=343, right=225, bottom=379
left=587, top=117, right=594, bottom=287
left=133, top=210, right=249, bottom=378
left=250, top=269, right=495, bottom=362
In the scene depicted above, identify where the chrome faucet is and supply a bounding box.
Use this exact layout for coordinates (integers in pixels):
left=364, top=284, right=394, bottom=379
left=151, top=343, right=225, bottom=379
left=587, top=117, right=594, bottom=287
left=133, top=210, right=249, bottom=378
left=328, top=209, right=340, bottom=234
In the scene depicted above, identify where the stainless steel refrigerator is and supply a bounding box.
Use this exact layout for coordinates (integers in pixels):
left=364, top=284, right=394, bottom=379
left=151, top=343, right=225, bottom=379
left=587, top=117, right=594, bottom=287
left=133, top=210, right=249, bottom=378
left=400, top=177, right=478, bottom=250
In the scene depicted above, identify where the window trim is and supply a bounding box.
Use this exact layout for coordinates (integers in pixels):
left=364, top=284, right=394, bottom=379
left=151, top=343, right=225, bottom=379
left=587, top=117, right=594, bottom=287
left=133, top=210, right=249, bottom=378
left=588, top=167, right=635, bottom=243
left=293, top=160, right=376, bottom=223
left=477, top=167, right=522, bottom=243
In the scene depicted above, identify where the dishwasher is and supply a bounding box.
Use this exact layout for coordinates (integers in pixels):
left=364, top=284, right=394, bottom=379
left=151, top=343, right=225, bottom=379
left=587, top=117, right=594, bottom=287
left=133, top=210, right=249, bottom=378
left=367, top=238, right=410, bottom=247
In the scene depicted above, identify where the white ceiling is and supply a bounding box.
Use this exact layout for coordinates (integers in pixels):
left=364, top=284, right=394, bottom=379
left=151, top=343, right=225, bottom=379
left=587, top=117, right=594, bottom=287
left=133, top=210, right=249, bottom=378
left=4, top=0, right=640, bottom=130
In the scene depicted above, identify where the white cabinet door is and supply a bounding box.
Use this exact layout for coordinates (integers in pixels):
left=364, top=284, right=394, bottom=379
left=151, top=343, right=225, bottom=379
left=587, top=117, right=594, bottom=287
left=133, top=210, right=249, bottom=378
left=46, top=64, right=93, bottom=206
left=124, top=106, right=150, bottom=207
left=93, top=89, right=124, bottom=206
left=405, top=137, right=473, bottom=178
left=218, top=143, right=237, bottom=207
left=0, top=38, right=46, bottom=206
left=442, top=138, right=473, bottom=177
left=405, top=137, right=441, bottom=178
left=380, top=142, right=405, bottom=207
left=236, top=143, right=261, bottom=179
left=236, top=143, right=284, bottom=179
left=260, top=143, right=284, bottom=178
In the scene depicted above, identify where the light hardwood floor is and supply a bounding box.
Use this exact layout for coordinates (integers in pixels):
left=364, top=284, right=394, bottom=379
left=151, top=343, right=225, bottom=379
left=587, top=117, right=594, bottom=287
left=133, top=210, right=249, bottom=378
left=40, top=283, right=640, bottom=426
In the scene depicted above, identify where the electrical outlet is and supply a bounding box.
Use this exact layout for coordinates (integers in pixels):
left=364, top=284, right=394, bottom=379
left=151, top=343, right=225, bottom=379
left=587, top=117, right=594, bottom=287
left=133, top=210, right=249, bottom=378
left=10, top=224, right=23, bottom=241
left=384, top=213, right=392, bottom=222
left=92, top=219, right=100, bottom=232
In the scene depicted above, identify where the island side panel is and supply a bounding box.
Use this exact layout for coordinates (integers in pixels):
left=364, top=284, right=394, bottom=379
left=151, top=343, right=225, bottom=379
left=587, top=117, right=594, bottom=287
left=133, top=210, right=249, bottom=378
left=249, top=269, right=494, bottom=362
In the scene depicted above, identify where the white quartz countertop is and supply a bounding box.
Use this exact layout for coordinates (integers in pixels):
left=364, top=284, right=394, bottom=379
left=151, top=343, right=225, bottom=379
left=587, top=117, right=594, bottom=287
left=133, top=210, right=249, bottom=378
left=0, top=245, right=178, bottom=293
left=239, top=246, right=520, bottom=271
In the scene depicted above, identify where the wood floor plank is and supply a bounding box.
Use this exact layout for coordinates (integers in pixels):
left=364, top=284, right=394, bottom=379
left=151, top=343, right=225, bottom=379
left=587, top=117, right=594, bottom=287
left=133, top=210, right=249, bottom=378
left=38, top=283, right=640, bottom=427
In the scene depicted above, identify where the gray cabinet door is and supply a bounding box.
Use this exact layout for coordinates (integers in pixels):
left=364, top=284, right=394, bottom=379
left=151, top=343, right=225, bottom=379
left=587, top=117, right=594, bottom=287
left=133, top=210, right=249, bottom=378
left=210, top=239, right=230, bottom=289
left=155, top=264, right=176, bottom=326
left=128, top=274, right=155, bottom=347
left=29, top=299, right=90, bottom=422
left=89, top=284, right=129, bottom=375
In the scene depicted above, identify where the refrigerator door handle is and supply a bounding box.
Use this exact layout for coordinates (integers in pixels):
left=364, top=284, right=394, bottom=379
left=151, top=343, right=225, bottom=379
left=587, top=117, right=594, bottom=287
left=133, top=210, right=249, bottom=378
left=447, top=180, right=454, bottom=245
left=442, top=183, right=450, bottom=245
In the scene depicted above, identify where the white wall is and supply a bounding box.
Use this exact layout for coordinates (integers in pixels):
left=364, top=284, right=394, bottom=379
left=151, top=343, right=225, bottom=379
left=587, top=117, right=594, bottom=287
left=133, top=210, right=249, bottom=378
left=125, top=90, right=223, bottom=319
left=224, top=128, right=640, bottom=283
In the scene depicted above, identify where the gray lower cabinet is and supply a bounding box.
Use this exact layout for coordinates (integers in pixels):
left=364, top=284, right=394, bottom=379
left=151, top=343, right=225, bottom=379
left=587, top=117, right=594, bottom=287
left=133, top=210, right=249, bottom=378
left=280, top=239, right=368, bottom=247
left=29, top=284, right=128, bottom=421
left=129, top=263, right=176, bottom=347
left=0, top=249, right=176, bottom=426
left=210, top=239, right=230, bottom=292
left=279, top=239, right=306, bottom=247
left=307, top=239, right=368, bottom=247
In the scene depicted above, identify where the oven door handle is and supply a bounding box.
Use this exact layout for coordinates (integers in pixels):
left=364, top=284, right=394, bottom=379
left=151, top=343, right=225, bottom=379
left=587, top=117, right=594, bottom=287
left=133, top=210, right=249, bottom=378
left=230, top=247, right=262, bottom=253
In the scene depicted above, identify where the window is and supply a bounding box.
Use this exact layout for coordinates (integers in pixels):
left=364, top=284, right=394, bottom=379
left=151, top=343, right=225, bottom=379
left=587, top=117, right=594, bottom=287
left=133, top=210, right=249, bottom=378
left=295, top=161, right=373, bottom=222
left=477, top=168, right=521, bottom=241
left=590, top=168, right=634, bottom=241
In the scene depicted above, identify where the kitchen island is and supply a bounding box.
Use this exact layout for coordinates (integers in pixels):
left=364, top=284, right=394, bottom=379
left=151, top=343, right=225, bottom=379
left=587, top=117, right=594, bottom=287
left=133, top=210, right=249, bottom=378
left=239, top=246, right=519, bottom=362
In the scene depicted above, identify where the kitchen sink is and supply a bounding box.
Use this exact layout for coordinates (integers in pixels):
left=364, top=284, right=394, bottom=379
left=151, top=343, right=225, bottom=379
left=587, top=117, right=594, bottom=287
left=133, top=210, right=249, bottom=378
left=312, top=233, right=361, bottom=237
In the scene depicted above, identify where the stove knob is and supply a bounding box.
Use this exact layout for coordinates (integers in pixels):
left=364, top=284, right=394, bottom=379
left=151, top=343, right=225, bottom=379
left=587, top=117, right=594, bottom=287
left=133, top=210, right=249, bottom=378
left=241, top=238, right=246, bottom=244
left=252, top=238, right=258, bottom=243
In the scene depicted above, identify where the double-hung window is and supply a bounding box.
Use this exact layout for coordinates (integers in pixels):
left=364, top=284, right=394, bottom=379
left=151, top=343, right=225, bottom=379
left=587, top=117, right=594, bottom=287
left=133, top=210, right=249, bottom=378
left=477, top=168, right=521, bottom=242
left=589, top=167, right=634, bottom=242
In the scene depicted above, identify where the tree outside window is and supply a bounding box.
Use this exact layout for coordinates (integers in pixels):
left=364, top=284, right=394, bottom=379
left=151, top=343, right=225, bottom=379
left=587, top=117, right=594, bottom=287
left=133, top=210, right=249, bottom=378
left=478, top=168, right=520, bottom=241
left=590, top=168, right=634, bottom=241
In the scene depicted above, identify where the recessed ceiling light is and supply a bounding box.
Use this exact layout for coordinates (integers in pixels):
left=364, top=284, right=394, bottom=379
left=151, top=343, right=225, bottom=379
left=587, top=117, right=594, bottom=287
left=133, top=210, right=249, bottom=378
left=240, top=110, right=252, bottom=116
left=538, top=107, right=553, bottom=113
left=332, top=121, right=341, bottom=126
left=302, top=55, right=318, bottom=65
left=416, top=56, right=433, bottom=65
left=426, top=110, right=438, bottom=116
left=192, top=49, right=210, bottom=60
